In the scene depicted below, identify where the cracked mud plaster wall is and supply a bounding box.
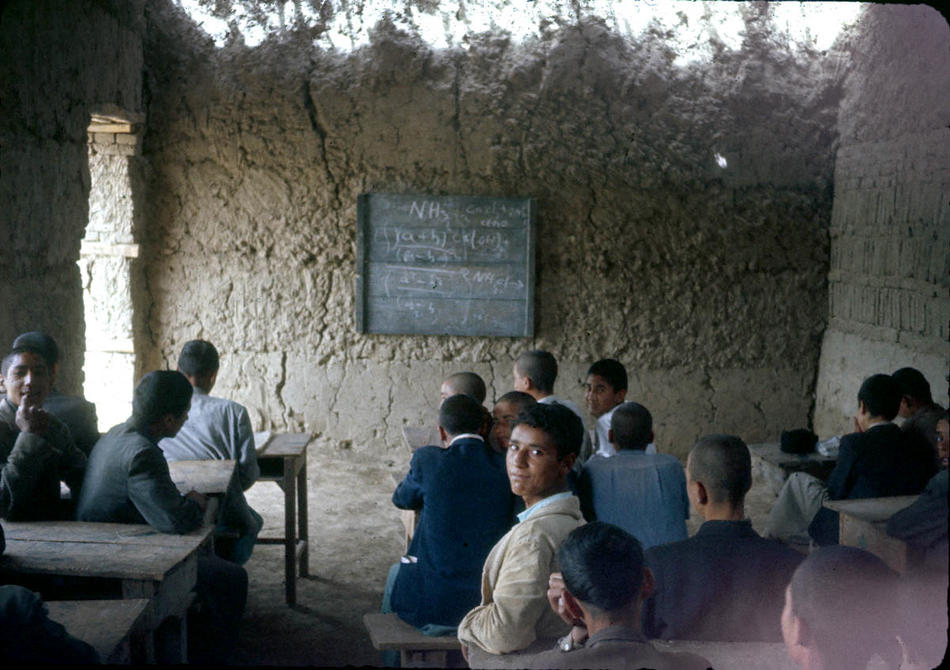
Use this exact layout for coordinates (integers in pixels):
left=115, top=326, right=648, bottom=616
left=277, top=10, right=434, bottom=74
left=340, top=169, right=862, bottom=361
left=141, top=1, right=842, bottom=461
left=0, top=0, right=145, bottom=394
left=813, top=4, right=950, bottom=436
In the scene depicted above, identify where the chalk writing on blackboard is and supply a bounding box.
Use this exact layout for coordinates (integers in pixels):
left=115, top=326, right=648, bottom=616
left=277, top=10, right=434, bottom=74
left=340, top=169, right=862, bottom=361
left=356, top=193, right=535, bottom=337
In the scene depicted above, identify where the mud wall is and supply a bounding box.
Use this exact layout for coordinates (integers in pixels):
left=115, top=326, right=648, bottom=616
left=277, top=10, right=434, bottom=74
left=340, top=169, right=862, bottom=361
left=141, top=2, right=844, bottom=460
left=813, top=5, right=950, bottom=435
left=0, top=0, right=144, bottom=393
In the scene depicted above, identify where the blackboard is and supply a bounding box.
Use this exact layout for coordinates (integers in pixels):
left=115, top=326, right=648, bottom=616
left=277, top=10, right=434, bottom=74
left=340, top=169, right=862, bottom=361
left=356, top=193, right=536, bottom=337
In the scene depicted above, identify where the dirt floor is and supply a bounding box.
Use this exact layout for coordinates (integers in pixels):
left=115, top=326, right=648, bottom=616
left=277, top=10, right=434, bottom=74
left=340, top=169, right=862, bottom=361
left=230, top=444, right=780, bottom=667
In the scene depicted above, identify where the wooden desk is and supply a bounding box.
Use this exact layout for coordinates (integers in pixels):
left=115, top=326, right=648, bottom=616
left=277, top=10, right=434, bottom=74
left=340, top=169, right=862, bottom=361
left=364, top=612, right=460, bottom=668
left=255, top=432, right=312, bottom=606
left=168, top=459, right=237, bottom=495
left=0, top=521, right=212, bottom=663
left=749, top=442, right=837, bottom=497
left=46, top=598, right=152, bottom=664
left=823, top=496, right=920, bottom=572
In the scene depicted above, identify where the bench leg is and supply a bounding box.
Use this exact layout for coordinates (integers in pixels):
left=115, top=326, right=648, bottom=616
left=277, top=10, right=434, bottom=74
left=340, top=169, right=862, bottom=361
left=284, top=457, right=297, bottom=606
left=297, top=457, right=309, bottom=578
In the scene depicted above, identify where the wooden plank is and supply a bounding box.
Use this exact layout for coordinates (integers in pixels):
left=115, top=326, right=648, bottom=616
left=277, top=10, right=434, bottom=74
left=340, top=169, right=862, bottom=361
left=823, top=495, right=918, bottom=521
left=402, top=426, right=441, bottom=451
left=363, top=613, right=460, bottom=651
left=654, top=640, right=796, bottom=670
left=0, top=539, right=199, bottom=582
left=88, top=122, right=134, bottom=133
left=260, top=433, right=312, bottom=457
left=46, top=599, right=151, bottom=665
left=168, top=459, right=236, bottom=495
left=1, top=521, right=212, bottom=547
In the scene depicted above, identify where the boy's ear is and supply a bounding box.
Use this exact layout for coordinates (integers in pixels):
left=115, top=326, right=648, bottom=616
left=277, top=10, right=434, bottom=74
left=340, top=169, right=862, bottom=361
left=561, top=588, right=585, bottom=624
left=640, top=566, right=656, bottom=600
left=438, top=425, right=449, bottom=447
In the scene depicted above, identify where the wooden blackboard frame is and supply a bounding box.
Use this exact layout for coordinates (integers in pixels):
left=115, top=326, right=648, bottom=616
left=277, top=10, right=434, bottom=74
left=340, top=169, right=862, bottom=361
left=355, top=193, right=536, bottom=337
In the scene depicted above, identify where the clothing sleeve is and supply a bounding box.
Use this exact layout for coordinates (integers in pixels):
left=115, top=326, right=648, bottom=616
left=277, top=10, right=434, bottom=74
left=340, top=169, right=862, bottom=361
left=457, top=534, right=556, bottom=655
left=886, top=471, right=949, bottom=548
left=0, top=585, right=100, bottom=664
left=577, top=468, right=596, bottom=521
left=824, top=434, right=858, bottom=499
left=392, top=449, right=426, bottom=510
left=52, top=423, right=87, bottom=502
left=1, top=430, right=55, bottom=519
left=641, top=550, right=666, bottom=639
left=234, top=406, right=259, bottom=490
left=677, top=466, right=690, bottom=520
left=127, top=446, right=203, bottom=534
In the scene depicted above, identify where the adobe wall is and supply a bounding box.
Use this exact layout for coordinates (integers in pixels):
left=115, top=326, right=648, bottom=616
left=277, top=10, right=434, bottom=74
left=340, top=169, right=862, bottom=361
left=141, top=2, right=843, bottom=460
left=0, top=0, right=145, bottom=393
left=813, top=5, right=950, bottom=435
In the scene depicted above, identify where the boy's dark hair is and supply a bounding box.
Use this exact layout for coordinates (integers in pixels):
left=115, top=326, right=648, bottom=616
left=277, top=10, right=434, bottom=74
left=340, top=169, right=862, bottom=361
left=515, top=350, right=558, bottom=393
left=11, top=332, right=59, bottom=367
left=2, top=346, right=52, bottom=376
left=587, top=359, right=627, bottom=392
left=132, top=371, right=193, bottom=425
left=891, top=367, right=933, bottom=405
left=687, top=434, right=751, bottom=505
left=857, top=374, right=902, bottom=421
left=790, top=546, right=899, bottom=670
left=495, top=390, right=537, bottom=413
left=439, top=394, right=486, bottom=437
left=559, top=522, right=644, bottom=614
left=610, top=402, right=652, bottom=450
left=178, top=340, right=220, bottom=378
left=443, top=371, right=487, bottom=404
left=512, top=402, right=583, bottom=460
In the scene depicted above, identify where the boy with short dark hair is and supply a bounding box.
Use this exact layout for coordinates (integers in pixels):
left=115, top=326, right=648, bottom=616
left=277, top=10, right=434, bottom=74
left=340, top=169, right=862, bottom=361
left=458, top=403, right=585, bottom=658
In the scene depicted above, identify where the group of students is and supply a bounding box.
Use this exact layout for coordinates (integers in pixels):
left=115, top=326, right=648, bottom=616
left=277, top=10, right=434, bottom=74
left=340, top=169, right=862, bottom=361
left=0, top=333, right=258, bottom=663
left=387, top=350, right=949, bottom=669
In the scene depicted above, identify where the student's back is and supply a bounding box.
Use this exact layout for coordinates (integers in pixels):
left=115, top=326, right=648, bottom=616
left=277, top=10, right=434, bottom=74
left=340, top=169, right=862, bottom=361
left=391, top=438, right=516, bottom=627
left=644, top=521, right=802, bottom=641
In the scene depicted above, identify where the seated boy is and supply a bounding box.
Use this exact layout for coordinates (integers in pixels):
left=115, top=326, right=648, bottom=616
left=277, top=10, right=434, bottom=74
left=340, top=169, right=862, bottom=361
left=488, top=391, right=537, bottom=454
left=76, top=370, right=247, bottom=662
left=458, top=403, right=585, bottom=658
left=577, top=402, right=688, bottom=549
left=0, top=345, right=86, bottom=520
left=387, top=394, right=517, bottom=632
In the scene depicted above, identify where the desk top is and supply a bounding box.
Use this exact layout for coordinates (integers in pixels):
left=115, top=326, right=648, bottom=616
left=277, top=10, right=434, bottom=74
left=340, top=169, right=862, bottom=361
left=1, top=520, right=211, bottom=546
left=167, top=459, right=235, bottom=495
left=255, top=432, right=312, bottom=457
left=823, top=495, right=918, bottom=522
left=0, top=536, right=205, bottom=582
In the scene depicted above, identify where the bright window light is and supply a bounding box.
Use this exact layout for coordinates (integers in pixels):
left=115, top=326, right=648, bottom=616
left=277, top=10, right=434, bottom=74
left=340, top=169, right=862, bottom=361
left=175, top=1, right=865, bottom=58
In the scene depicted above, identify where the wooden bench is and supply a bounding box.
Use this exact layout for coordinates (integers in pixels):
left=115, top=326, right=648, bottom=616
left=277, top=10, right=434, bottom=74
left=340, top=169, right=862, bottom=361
left=823, top=495, right=921, bottom=572
left=654, top=639, right=796, bottom=670
left=46, top=599, right=152, bottom=664
left=363, top=612, right=460, bottom=668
